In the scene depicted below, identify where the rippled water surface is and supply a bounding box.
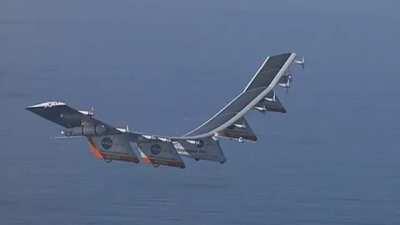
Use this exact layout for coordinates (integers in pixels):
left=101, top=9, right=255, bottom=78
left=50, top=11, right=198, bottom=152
left=1, top=1, right=400, bottom=224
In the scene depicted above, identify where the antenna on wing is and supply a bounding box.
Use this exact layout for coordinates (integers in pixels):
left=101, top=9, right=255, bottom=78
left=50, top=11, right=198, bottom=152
left=78, top=106, right=95, bottom=117
left=89, top=106, right=95, bottom=117
left=116, top=124, right=131, bottom=133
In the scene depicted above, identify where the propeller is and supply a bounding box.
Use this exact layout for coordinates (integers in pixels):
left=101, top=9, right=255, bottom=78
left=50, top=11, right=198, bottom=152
left=294, top=56, right=305, bottom=69
left=279, top=73, right=293, bottom=94
left=287, top=74, right=294, bottom=94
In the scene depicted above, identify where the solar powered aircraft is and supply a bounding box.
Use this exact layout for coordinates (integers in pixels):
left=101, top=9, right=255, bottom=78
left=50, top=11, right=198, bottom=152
left=27, top=53, right=305, bottom=169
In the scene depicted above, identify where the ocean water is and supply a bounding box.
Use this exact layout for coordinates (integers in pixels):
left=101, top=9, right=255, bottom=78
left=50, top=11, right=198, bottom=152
left=1, top=1, right=400, bottom=224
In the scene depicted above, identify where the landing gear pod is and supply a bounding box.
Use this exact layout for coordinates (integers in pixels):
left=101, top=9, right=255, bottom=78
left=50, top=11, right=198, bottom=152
left=87, top=135, right=140, bottom=163
left=137, top=140, right=186, bottom=169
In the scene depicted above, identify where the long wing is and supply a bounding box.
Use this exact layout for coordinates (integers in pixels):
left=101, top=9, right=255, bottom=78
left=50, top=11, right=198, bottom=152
left=183, top=53, right=297, bottom=142
left=25, top=101, right=190, bottom=168
left=26, top=52, right=303, bottom=169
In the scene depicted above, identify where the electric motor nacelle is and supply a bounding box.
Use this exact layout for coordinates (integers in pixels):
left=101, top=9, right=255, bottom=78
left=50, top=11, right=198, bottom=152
left=62, top=124, right=107, bottom=137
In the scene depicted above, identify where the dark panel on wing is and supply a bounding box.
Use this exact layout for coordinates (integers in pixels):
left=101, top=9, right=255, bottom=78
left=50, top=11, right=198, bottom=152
left=185, top=88, right=263, bottom=136
left=184, top=53, right=294, bottom=138
left=26, top=101, right=119, bottom=134
left=244, top=53, right=291, bottom=91
left=217, top=117, right=257, bottom=142
left=26, top=102, right=83, bottom=128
